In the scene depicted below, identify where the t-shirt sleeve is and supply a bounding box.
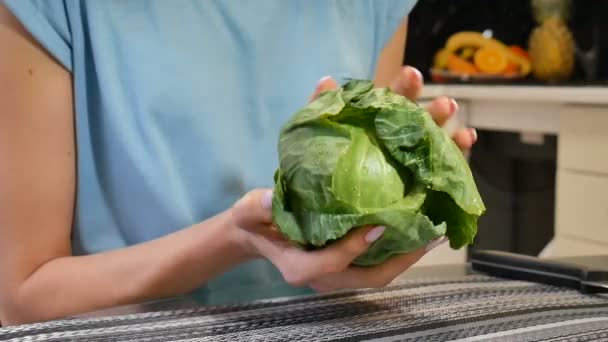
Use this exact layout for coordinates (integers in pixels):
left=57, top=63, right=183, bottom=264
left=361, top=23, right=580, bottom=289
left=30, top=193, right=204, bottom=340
left=375, top=0, right=418, bottom=53
left=2, top=0, right=73, bottom=71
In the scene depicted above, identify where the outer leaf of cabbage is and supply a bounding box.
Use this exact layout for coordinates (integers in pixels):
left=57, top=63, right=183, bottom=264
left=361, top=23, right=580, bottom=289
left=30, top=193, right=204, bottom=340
left=272, top=80, right=485, bottom=266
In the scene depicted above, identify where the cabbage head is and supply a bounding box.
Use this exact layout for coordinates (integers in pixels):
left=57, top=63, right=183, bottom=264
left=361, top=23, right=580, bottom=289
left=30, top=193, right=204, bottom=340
left=272, top=80, right=485, bottom=266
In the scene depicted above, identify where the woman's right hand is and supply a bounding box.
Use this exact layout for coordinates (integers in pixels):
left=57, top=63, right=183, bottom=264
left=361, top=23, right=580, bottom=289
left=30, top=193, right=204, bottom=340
left=230, top=189, right=446, bottom=293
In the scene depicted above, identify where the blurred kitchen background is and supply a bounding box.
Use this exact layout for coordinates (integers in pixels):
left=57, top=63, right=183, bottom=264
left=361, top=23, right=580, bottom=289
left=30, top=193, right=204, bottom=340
left=407, top=0, right=608, bottom=266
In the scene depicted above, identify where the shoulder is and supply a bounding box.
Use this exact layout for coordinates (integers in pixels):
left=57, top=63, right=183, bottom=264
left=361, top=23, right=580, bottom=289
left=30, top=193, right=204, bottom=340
left=2, top=0, right=75, bottom=71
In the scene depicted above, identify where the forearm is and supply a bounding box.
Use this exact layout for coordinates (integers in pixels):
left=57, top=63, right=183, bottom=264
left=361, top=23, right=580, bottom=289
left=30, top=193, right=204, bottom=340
left=5, top=211, right=254, bottom=325
left=374, top=17, right=408, bottom=87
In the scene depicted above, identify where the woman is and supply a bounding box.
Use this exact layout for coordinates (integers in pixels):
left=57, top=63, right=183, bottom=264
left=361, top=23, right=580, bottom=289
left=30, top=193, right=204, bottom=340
left=0, top=0, right=475, bottom=325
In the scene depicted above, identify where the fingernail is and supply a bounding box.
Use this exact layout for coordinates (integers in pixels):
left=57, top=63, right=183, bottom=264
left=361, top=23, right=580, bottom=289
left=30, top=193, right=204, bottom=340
left=317, top=75, right=332, bottom=87
left=470, top=128, right=478, bottom=143
left=425, top=236, right=448, bottom=252
left=261, top=190, right=273, bottom=210
left=410, top=67, right=423, bottom=83
left=365, top=226, right=385, bottom=243
left=449, top=98, right=459, bottom=113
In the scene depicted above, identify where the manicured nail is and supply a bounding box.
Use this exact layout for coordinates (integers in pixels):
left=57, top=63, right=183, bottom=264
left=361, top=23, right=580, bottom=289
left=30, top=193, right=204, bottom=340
left=317, top=75, right=332, bottom=87
left=449, top=98, right=459, bottom=113
left=410, top=67, right=423, bottom=83
left=261, top=190, right=273, bottom=210
left=425, top=236, right=448, bottom=252
left=470, top=128, right=478, bottom=143
left=365, top=226, right=386, bottom=243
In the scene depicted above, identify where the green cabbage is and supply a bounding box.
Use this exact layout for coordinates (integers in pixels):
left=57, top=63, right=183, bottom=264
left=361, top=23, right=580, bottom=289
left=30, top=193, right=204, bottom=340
left=272, top=80, right=485, bottom=266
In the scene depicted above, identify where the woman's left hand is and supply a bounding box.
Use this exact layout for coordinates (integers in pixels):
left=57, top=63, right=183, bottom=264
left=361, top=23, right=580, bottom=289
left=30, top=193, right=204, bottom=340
left=389, top=66, right=477, bottom=150
left=312, top=67, right=477, bottom=151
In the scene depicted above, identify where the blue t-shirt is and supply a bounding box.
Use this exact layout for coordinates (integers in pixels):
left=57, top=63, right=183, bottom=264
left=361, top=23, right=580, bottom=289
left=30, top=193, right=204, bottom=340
left=4, top=0, right=417, bottom=304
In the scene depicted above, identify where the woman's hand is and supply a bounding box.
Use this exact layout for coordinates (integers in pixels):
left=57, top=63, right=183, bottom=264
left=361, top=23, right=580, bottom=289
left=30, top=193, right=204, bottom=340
left=389, top=66, right=477, bottom=150
left=231, top=189, right=447, bottom=293
left=228, top=72, right=475, bottom=293
left=313, top=68, right=478, bottom=152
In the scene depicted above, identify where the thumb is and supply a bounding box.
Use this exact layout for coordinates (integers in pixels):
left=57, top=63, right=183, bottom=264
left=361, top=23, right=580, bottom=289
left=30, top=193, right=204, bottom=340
left=308, top=76, right=339, bottom=102
left=232, top=189, right=274, bottom=230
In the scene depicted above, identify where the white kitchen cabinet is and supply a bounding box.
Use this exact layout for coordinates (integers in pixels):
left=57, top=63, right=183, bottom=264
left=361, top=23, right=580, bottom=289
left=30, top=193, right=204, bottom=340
left=559, top=105, right=608, bottom=175
left=555, top=169, right=608, bottom=245
left=417, top=242, right=467, bottom=266
left=552, top=104, right=608, bottom=256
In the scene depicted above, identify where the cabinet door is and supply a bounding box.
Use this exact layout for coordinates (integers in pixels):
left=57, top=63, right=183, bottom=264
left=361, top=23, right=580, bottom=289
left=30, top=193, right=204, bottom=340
left=541, top=235, right=608, bottom=258
left=559, top=105, right=608, bottom=174
left=415, top=243, right=467, bottom=266
left=555, top=169, right=608, bottom=245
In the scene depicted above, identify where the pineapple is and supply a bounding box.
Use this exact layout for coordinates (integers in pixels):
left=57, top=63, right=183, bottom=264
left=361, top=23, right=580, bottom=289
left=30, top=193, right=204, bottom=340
left=528, top=0, right=575, bottom=82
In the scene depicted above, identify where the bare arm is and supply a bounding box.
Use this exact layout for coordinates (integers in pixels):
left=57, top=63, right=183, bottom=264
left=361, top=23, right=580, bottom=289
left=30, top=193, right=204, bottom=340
left=0, top=4, right=253, bottom=326
left=0, top=6, right=472, bottom=326
left=374, top=18, right=408, bottom=87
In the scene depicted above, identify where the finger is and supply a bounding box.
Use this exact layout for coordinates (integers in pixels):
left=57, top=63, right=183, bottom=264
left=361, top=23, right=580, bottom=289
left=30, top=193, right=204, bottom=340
left=426, top=96, right=458, bottom=127
left=309, top=76, right=339, bottom=102
left=232, top=189, right=274, bottom=230
left=310, top=237, right=448, bottom=292
left=356, top=236, right=448, bottom=287
left=313, top=225, right=385, bottom=273
left=309, top=247, right=426, bottom=292
left=452, top=128, right=477, bottom=151
left=278, top=225, right=385, bottom=286
left=390, top=66, right=423, bottom=101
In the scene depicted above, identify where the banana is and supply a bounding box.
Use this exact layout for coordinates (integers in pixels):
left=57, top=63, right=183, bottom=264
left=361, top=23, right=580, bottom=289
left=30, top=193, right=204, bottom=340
left=445, top=32, right=531, bottom=75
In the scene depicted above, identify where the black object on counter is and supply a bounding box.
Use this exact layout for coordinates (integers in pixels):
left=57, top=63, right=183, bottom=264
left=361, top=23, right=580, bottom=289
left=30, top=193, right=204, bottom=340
left=472, top=249, right=608, bottom=293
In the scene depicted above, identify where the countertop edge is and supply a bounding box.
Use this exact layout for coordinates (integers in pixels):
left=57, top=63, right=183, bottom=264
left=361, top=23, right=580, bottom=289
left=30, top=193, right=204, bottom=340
left=420, top=84, right=608, bottom=105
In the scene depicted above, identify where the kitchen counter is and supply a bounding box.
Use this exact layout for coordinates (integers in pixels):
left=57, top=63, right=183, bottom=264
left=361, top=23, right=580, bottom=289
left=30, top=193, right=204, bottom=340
left=4, top=262, right=606, bottom=341
left=418, top=84, right=608, bottom=135
left=421, top=84, right=608, bottom=105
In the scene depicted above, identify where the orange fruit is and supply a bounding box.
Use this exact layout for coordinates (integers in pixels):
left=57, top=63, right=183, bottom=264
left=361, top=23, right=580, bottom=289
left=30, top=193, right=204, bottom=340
left=509, top=45, right=530, bottom=61
left=503, top=63, right=519, bottom=75
left=473, top=47, right=508, bottom=74
left=447, top=54, right=478, bottom=75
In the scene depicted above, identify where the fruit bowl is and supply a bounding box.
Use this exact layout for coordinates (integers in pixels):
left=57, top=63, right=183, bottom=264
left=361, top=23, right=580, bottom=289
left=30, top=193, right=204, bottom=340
left=431, top=31, right=532, bottom=84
